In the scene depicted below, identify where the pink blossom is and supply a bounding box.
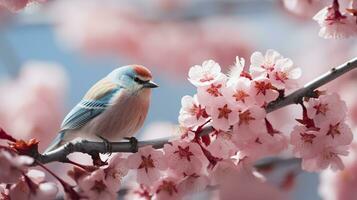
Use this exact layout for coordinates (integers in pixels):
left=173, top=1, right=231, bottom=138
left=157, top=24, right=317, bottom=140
left=282, top=0, right=324, bottom=17
left=313, top=1, right=357, bottom=39
left=104, top=153, right=129, bottom=192
left=178, top=95, right=207, bottom=128
left=188, top=60, right=224, bottom=87
left=223, top=77, right=254, bottom=107
left=302, top=146, right=349, bottom=172
left=196, top=75, right=227, bottom=106
left=290, top=125, right=323, bottom=159
left=306, top=93, right=347, bottom=126
left=227, top=56, right=249, bottom=85
left=210, top=159, right=287, bottom=200
left=207, top=132, right=236, bottom=159
left=234, top=105, right=266, bottom=134
left=9, top=169, right=58, bottom=200
left=163, top=141, right=208, bottom=177
left=206, top=97, right=239, bottom=131
left=176, top=173, right=209, bottom=196
left=319, top=143, right=357, bottom=200
left=0, top=149, right=34, bottom=184
left=0, top=0, right=46, bottom=11
left=269, top=58, right=302, bottom=90
left=250, top=78, right=279, bottom=106
left=127, top=146, right=167, bottom=186
left=77, top=169, right=117, bottom=200
left=250, top=49, right=283, bottom=77
left=0, top=61, right=68, bottom=151
left=233, top=129, right=288, bottom=162
left=154, top=177, right=182, bottom=200
left=124, top=184, right=152, bottom=200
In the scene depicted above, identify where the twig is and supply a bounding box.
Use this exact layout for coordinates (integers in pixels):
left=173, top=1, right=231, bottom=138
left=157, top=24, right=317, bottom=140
left=37, top=57, right=357, bottom=164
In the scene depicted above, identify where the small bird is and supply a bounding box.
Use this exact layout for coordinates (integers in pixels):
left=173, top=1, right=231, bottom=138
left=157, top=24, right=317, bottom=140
left=44, top=65, right=158, bottom=154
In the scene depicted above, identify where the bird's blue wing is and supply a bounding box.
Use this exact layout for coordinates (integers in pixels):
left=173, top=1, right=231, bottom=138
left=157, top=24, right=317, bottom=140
left=60, top=83, right=121, bottom=131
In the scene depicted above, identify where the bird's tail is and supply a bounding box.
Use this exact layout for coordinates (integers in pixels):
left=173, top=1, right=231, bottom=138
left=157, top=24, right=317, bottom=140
left=43, top=131, right=65, bottom=154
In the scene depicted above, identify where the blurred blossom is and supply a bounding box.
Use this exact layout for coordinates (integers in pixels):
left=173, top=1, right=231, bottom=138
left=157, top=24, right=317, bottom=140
left=50, top=0, right=252, bottom=78
left=0, top=0, right=46, bottom=12
left=0, top=61, right=68, bottom=150
left=282, top=0, right=325, bottom=17
left=319, top=141, right=357, bottom=200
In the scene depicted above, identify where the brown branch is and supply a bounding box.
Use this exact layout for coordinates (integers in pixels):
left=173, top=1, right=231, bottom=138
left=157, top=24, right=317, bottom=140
left=36, top=57, right=357, bottom=164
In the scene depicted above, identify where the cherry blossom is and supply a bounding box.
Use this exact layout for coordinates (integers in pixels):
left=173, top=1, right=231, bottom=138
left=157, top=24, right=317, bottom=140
left=77, top=169, right=117, bottom=200
left=9, top=169, right=58, bottom=200
left=227, top=56, right=250, bottom=85
left=313, top=0, right=357, bottom=39
left=206, top=97, right=239, bottom=131
left=104, top=154, right=129, bottom=192
left=178, top=95, right=207, bottom=128
left=124, top=184, right=152, bottom=200
left=319, top=143, right=357, bottom=200
left=250, top=77, right=279, bottom=106
left=163, top=141, right=208, bottom=177
left=306, top=93, right=347, bottom=126
left=127, top=146, right=167, bottom=186
left=210, top=159, right=287, bottom=200
left=0, top=149, right=34, bottom=184
left=302, top=146, right=349, bottom=172
left=207, top=132, right=236, bottom=159
left=282, top=0, right=324, bottom=17
left=223, top=77, right=254, bottom=107
left=250, top=49, right=283, bottom=77
left=154, top=177, right=182, bottom=200
left=188, top=60, right=224, bottom=87
left=269, top=58, right=302, bottom=90
left=196, top=75, right=227, bottom=106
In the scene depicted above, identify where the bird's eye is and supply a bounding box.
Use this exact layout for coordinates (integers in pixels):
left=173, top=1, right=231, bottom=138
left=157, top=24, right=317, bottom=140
left=134, top=77, right=140, bottom=82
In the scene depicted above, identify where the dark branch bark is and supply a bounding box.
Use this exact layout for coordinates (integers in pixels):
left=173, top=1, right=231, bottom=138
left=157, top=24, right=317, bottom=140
left=37, top=57, right=357, bottom=164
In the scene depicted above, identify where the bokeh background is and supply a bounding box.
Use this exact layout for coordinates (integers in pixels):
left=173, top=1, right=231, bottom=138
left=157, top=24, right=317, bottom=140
left=0, top=0, right=356, bottom=199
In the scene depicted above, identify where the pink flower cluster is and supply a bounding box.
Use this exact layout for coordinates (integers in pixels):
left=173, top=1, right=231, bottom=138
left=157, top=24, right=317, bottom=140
left=180, top=50, right=301, bottom=162
left=0, top=149, right=58, bottom=199
left=291, top=93, right=353, bottom=172
left=69, top=154, right=128, bottom=200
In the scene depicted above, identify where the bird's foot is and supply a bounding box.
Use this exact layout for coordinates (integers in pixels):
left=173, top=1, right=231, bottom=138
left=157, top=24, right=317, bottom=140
left=96, top=135, right=112, bottom=156
left=124, top=137, right=138, bottom=153
left=89, top=152, right=108, bottom=167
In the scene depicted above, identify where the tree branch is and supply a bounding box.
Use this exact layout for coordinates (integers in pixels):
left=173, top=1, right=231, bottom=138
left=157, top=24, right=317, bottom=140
left=37, top=57, right=357, bottom=164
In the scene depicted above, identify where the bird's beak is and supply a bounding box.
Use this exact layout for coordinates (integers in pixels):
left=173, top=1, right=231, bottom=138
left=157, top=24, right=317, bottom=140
left=143, top=81, right=159, bottom=88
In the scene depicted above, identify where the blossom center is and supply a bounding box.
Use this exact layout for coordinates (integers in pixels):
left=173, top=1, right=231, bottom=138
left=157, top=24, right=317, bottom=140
left=217, top=104, right=232, bottom=119
left=239, top=110, right=255, bottom=125
left=91, top=180, right=106, bottom=193
left=233, top=90, right=249, bottom=103
left=300, top=132, right=316, bottom=144
left=156, top=180, right=178, bottom=196
left=174, top=146, right=194, bottom=161
left=326, top=123, right=341, bottom=139
left=254, top=81, right=273, bottom=95
left=190, top=104, right=206, bottom=120
left=274, top=71, right=288, bottom=83
left=313, top=103, right=329, bottom=116
left=206, top=84, right=223, bottom=97
left=138, top=155, right=155, bottom=173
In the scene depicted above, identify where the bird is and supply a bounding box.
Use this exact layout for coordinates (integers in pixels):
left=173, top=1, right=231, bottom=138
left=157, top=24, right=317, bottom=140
left=44, top=65, right=158, bottom=154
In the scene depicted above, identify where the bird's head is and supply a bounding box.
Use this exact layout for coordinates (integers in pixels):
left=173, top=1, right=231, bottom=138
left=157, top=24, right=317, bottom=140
left=108, top=65, right=158, bottom=91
